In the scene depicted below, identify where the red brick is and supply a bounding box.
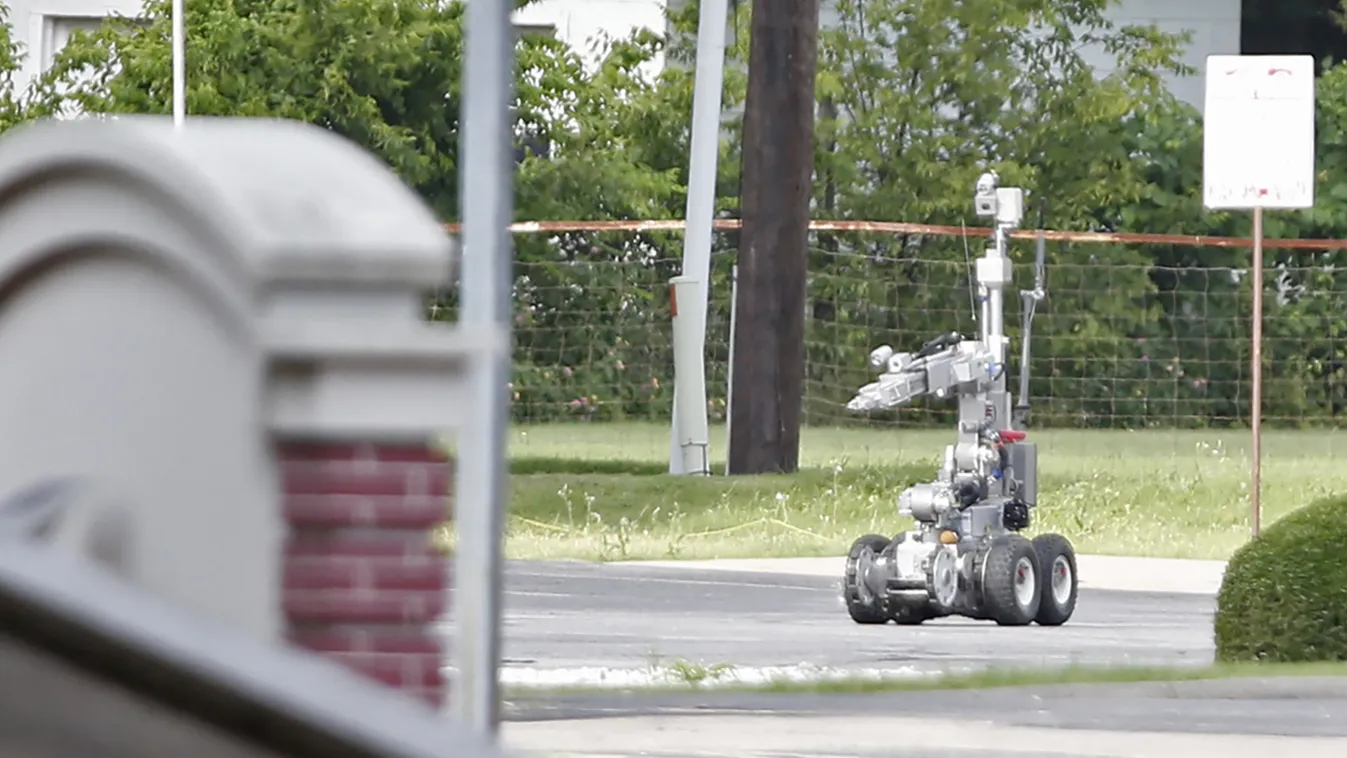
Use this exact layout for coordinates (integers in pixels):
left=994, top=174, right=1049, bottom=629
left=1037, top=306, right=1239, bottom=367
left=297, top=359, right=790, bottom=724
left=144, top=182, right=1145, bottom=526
left=284, top=496, right=447, bottom=529
left=290, top=628, right=443, bottom=656
left=285, top=532, right=437, bottom=558
left=283, top=588, right=446, bottom=625
left=283, top=555, right=448, bottom=592
left=281, top=463, right=451, bottom=497
left=277, top=438, right=451, bottom=706
left=278, top=442, right=451, bottom=464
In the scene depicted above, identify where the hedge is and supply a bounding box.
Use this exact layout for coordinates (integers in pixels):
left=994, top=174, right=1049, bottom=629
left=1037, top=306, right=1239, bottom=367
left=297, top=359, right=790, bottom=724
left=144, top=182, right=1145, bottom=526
left=1213, top=494, right=1347, bottom=662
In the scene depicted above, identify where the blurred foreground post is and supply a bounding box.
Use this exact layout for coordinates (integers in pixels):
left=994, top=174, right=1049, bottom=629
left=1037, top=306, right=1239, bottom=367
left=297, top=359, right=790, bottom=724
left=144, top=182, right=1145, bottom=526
left=453, top=0, right=516, bottom=737
left=729, top=0, right=819, bottom=475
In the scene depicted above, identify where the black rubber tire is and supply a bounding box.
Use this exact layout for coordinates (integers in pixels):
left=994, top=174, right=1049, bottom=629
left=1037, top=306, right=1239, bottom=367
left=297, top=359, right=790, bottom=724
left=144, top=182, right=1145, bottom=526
left=890, top=603, right=931, bottom=626
left=844, top=534, right=892, bottom=624
left=980, top=534, right=1041, bottom=626
left=1031, top=533, right=1078, bottom=626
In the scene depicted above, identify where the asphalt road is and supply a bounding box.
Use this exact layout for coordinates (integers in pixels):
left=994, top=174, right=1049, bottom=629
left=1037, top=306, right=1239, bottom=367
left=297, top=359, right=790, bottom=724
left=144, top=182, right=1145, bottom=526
left=466, top=561, right=1347, bottom=756
left=446, top=559, right=1216, bottom=680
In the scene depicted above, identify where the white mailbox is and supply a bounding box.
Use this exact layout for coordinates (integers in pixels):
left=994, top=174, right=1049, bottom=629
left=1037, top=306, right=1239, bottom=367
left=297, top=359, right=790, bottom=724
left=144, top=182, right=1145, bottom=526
left=0, top=115, right=503, bottom=710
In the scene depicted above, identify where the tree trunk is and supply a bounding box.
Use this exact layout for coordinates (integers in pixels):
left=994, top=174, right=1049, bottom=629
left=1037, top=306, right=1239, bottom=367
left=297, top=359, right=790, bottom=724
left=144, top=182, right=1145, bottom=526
left=727, top=0, right=820, bottom=475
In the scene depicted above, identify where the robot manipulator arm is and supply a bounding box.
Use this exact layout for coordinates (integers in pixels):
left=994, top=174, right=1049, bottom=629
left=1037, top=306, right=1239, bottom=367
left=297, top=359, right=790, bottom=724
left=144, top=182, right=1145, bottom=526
left=846, top=371, right=927, bottom=412
left=845, top=337, right=993, bottom=412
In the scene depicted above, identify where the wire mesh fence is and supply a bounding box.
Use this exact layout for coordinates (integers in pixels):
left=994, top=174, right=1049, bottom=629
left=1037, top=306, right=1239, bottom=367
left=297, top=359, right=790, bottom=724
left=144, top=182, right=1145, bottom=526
left=436, top=219, right=1347, bottom=432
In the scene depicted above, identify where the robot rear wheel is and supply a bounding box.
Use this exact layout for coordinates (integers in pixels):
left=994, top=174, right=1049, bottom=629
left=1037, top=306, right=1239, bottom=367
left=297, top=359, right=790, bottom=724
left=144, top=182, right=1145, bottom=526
left=979, top=534, right=1041, bottom=626
left=1031, top=532, right=1078, bottom=625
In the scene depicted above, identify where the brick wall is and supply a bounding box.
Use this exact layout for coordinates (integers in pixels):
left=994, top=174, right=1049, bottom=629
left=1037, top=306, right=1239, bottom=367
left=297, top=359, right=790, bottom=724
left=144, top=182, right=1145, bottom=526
left=277, top=440, right=452, bottom=708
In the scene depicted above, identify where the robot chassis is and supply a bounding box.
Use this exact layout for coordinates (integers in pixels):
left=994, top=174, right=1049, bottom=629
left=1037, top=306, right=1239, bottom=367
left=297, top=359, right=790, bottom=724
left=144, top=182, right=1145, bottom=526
left=841, top=173, right=1079, bottom=627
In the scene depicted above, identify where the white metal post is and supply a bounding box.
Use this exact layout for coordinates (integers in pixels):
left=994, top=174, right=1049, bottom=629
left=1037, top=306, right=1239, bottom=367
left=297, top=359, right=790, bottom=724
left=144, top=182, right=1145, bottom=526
left=453, top=0, right=513, bottom=738
left=670, top=276, right=710, bottom=475
left=668, top=0, right=729, bottom=475
left=171, top=0, right=185, bottom=129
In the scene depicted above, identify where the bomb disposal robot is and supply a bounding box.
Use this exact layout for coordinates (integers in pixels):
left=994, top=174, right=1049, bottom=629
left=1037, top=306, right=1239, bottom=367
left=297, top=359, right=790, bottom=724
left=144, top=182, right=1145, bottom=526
left=841, top=173, right=1078, bottom=627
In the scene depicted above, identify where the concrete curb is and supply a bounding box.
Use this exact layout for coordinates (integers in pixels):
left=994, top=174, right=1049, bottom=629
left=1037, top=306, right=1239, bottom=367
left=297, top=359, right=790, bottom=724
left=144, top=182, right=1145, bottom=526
left=625, top=553, right=1229, bottom=595
left=504, top=709, right=1347, bottom=757
left=503, top=675, right=1347, bottom=720
left=1036, top=675, right=1347, bottom=700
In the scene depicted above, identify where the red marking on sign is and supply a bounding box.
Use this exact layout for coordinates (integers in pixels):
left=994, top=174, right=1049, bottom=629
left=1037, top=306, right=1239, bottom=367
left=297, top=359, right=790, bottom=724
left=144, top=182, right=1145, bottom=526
left=1268, top=67, right=1292, bottom=76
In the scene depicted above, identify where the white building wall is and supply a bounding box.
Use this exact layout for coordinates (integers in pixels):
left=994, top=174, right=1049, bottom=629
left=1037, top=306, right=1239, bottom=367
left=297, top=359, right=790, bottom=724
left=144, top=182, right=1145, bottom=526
left=1078, top=0, right=1243, bottom=111
left=8, top=0, right=143, bottom=94
left=512, top=0, right=667, bottom=80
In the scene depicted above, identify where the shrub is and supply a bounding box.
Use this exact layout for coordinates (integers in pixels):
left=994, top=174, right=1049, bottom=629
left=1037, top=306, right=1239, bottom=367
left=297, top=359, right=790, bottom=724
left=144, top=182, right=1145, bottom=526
left=1214, top=494, right=1347, bottom=662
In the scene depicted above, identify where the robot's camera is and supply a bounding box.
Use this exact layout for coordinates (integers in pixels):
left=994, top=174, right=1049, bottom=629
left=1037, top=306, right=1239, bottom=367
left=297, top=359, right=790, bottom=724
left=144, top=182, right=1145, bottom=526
left=974, top=171, right=999, bottom=218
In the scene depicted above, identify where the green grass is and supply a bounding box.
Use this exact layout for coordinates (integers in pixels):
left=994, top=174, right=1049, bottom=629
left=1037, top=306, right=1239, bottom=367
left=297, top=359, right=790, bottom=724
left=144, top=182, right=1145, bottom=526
left=755, top=661, right=1347, bottom=694
left=439, top=422, right=1347, bottom=563
left=503, top=660, right=1347, bottom=697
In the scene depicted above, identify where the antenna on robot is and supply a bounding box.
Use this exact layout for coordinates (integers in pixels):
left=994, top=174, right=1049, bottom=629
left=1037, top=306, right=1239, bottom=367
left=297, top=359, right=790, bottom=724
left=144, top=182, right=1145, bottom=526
left=1014, top=233, right=1047, bottom=429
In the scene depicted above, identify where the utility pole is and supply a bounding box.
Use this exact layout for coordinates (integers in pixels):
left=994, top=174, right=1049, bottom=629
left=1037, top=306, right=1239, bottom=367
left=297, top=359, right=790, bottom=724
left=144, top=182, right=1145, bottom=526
left=727, top=0, right=820, bottom=475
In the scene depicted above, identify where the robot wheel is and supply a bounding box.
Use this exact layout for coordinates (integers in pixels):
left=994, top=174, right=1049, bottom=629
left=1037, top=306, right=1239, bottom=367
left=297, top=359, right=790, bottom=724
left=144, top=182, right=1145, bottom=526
left=843, top=534, right=891, bottom=624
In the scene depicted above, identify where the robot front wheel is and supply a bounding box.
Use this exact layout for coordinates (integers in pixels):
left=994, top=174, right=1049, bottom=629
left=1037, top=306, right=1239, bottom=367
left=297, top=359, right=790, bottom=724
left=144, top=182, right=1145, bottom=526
left=842, top=533, right=935, bottom=626
left=843, top=533, right=893, bottom=624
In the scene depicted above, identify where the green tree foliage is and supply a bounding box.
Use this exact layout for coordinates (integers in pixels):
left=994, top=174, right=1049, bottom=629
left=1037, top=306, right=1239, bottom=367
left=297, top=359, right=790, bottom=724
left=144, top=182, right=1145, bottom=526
left=461, top=4, right=752, bottom=422
left=1251, top=59, right=1347, bottom=423
left=23, top=0, right=1347, bottom=429
left=31, top=0, right=743, bottom=423
left=0, top=4, right=57, bottom=130
left=39, top=0, right=469, bottom=218
left=807, top=0, right=1200, bottom=426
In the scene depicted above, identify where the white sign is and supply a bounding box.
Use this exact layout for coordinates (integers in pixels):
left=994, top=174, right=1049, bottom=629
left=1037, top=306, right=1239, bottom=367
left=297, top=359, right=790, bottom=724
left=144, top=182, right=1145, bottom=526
left=1202, top=54, right=1316, bottom=210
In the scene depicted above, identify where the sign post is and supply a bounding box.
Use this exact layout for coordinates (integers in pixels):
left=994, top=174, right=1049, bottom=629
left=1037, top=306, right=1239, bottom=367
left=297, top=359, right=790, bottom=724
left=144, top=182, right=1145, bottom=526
left=1202, top=54, right=1316, bottom=537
